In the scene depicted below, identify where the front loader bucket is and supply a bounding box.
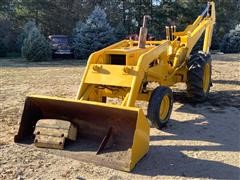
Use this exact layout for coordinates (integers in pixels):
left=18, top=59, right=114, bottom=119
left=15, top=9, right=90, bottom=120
left=14, top=95, right=149, bottom=171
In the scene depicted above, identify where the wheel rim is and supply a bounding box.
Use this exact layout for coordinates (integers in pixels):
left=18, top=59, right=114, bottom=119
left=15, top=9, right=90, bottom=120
left=203, top=63, right=210, bottom=93
left=159, top=95, right=170, bottom=120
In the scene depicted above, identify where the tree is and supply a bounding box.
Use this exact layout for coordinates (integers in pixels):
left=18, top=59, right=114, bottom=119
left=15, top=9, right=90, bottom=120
left=211, top=0, right=240, bottom=49
left=72, top=21, right=85, bottom=58
left=22, top=26, right=51, bottom=61
left=0, top=39, right=7, bottom=57
left=73, top=6, right=115, bottom=59
left=1, top=0, right=240, bottom=57
left=16, top=21, right=36, bottom=51
left=114, top=22, right=127, bottom=41
left=0, top=18, right=19, bottom=55
left=220, top=25, right=240, bottom=53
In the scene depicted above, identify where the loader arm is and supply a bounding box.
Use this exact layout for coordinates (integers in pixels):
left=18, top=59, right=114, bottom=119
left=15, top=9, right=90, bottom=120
left=126, top=40, right=170, bottom=107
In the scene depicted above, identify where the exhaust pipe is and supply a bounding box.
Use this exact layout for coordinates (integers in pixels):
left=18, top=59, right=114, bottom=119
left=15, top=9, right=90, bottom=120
left=138, top=15, right=151, bottom=48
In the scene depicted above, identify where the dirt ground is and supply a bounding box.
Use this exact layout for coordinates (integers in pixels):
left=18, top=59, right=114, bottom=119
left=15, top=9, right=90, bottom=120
left=0, top=54, right=239, bottom=179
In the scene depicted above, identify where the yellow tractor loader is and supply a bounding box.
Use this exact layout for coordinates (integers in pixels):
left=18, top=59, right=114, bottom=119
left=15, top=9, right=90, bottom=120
left=15, top=1, right=216, bottom=171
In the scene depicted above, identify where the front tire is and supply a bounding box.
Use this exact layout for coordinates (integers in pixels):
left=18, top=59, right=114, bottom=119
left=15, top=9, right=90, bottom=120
left=187, top=52, right=212, bottom=102
left=147, top=86, right=173, bottom=129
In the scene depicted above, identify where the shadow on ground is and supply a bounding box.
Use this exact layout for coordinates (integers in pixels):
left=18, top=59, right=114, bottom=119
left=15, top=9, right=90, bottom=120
left=173, top=90, right=240, bottom=109
left=133, top=91, right=240, bottom=179
left=212, top=79, right=240, bottom=86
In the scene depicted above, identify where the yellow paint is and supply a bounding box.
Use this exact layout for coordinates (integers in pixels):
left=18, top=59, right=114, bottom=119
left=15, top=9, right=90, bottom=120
left=85, top=64, right=136, bottom=87
left=130, top=108, right=150, bottom=170
left=203, top=63, right=211, bottom=93
left=159, top=95, right=170, bottom=120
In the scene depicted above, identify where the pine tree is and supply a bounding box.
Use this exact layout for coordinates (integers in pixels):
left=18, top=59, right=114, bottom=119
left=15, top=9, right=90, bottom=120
left=73, top=6, right=116, bottom=59
left=72, top=21, right=85, bottom=58
left=114, top=22, right=127, bottom=41
left=21, top=26, right=51, bottom=61
left=16, top=21, right=36, bottom=52
left=23, top=21, right=36, bottom=34
left=221, top=25, right=240, bottom=53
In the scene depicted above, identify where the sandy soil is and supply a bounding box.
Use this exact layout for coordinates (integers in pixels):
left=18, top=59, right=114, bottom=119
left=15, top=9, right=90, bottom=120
left=0, top=54, right=240, bottom=179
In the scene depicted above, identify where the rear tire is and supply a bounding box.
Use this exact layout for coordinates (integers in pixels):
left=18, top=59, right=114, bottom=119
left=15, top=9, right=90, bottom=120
left=147, top=86, right=173, bottom=129
left=187, top=52, right=212, bottom=102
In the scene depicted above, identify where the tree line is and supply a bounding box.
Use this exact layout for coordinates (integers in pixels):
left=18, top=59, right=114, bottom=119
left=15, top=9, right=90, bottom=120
left=0, top=0, right=239, bottom=58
